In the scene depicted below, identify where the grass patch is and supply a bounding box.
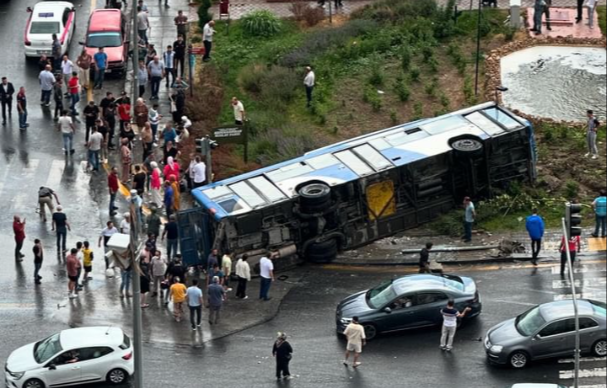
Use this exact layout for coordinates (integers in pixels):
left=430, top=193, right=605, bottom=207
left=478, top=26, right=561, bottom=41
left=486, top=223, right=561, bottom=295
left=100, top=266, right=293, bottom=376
left=598, top=6, right=607, bottom=36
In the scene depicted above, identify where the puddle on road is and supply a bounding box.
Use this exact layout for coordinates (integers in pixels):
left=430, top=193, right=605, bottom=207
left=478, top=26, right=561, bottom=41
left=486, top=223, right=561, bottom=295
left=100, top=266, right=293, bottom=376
left=501, top=46, right=606, bottom=122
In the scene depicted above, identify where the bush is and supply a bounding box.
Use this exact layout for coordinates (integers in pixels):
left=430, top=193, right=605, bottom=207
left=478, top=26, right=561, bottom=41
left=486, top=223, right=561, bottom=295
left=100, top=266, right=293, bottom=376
left=242, top=10, right=282, bottom=37
left=302, top=6, right=325, bottom=27
left=259, top=66, right=300, bottom=107
left=565, top=180, right=580, bottom=200
left=368, top=66, right=385, bottom=87
left=421, top=44, right=434, bottom=63
left=440, top=93, right=450, bottom=109
left=412, top=102, right=424, bottom=120
left=394, top=77, right=411, bottom=102
left=238, top=64, right=266, bottom=94
left=401, top=46, right=412, bottom=71
left=409, top=66, right=421, bottom=82
left=363, top=87, right=382, bottom=112
left=463, top=75, right=476, bottom=105
left=197, top=0, right=213, bottom=31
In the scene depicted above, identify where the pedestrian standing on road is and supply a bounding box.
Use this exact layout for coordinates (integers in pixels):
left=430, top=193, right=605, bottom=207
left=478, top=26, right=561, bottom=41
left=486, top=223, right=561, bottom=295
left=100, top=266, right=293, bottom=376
left=57, top=110, right=76, bottom=156
left=162, top=215, right=179, bottom=259
left=531, top=0, right=551, bottom=35
left=51, top=206, right=70, bottom=256
left=170, top=276, right=187, bottom=322
left=202, top=21, right=216, bottom=62
left=96, top=119, right=109, bottom=163
left=163, top=156, right=181, bottom=181
left=0, top=76, right=15, bottom=126
left=83, top=100, right=100, bottom=143
left=585, top=110, right=600, bottom=160
left=419, top=242, right=433, bottom=274
left=161, top=122, right=177, bottom=152
left=76, top=50, right=93, bottom=91
left=586, top=0, right=598, bottom=29
left=137, top=6, right=150, bottom=44
left=169, top=175, right=181, bottom=212
left=121, top=122, right=136, bottom=150
left=440, top=300, right=471, bottom=352
left=175, top=11, right=188, bottom=42
left=207, top=248, right=219, bottom=272
left=87, top=126, right=103, bottom=173
left=273, top=333, right=293, bottom=381
left=16, top=87, right=29, bottom=129
left=108, top=167, right=120, bottom=217
left=120, top=213, right=131, bottom=234
left=146, top=205, right=162, bottom=240
left=133, top=165, right=147, bottom=196
left=526, top=208, right=545, bottom=265
left=52, top=34, right=62, bottom=70
left=221, top=252, right=233, bottom=291
left=147, top=56, right=165, bottom=100
left=560, top=234, right=582, bottom=277
left=151, top=250, right=167, bottom=298
left=187, top=279, right=204, bottom=331
left=61, top=55, right=75, bottom=92
left=576, top=0, right=585, bottom=23
left=38, top=55, right=51, bottom=72
left=140, top=262, right=151, bottom=308
left=82, top=241, right=94, bottom=281
left=93, top=47, right=108, bottom=90
left=163, top=46, right=176, bottom=89
left=164, top=141, right=180, bottom=167
left=190, top=156, right=206, bottom=189
left=231, top=97, right=246, bottom=125
left=13, top=215, right=26, bottom=262
left=207, top=263, right=225, bottom=287
left=68, top=72, right=80, bottom=118
left=39, top=65, right=55, bottom=106
left=75, top=242, right=85, bottom=290
left=141, top=122, right=154, bottom=161
left=462, top=197, right=476, bottom=243
left=173, top=35, right=186, bottom=78
left=33, top=239, right=43, bottom=285
left=592, top=190, right=607, bottom=238
left=163, top=180, right=174, bottom=217
left=259, top=252, right=275, bottom=301
left=303, top=66, right=315, bottom=108
left=207, top=276, right=225, bottom=325
left=38, top=186, right=60, bottom=223
left=53, top=75, right=63, bottom=120
left=150, top=161, right=163, bottom=207
left=66, top=248, right=81, bottom=299
left=149, top=104, right=161, bottom=143
left=343, top=316, right=365, bottom=368
left=134, top=98, right=148, bottom=130
left=235, top=254, right=251, bottom=299
left=137, top=60, right=148, bottom=98
left=120, top=264, right=133, bottom=298
left=121, top=138, right=132, bottom=184
left=118, top=98, right=132, bottom=133
left=99, top=221, right=118, bottom=269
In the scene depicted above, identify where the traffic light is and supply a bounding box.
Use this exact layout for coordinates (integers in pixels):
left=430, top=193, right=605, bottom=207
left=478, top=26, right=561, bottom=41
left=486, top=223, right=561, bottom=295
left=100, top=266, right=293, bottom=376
left=195, top=137, right=219, bottom=154
left=565, top=202, right=583, bottom=237
left=209, top=139, right=219, bottom=150
left=195, top=138, right=204, bottom=154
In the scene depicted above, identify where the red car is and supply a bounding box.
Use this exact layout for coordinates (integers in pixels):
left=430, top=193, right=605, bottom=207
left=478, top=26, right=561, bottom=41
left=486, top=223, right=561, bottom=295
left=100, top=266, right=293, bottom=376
left=82, top=9, right=129, bottom=75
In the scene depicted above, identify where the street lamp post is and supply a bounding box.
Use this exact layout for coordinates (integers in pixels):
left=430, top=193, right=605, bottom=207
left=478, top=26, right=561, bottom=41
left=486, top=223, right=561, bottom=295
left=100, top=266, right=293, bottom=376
left=129, top=191, right=143, bottom=388
left=474, top=0, right=482, bottom=96
left=132, top=0, right=139, bottom=106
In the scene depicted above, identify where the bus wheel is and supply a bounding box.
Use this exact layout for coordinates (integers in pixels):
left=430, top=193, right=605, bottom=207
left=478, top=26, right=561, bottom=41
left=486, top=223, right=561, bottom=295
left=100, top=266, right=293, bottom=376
left=450, top=137, right=484, bottom=157
left=306, top=239, right=338, bottom=263
left=299, top=183, right=331, bottom=210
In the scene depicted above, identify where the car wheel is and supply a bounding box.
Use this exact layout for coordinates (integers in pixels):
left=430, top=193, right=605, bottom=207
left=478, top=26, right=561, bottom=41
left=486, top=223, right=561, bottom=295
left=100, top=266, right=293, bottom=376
left=450, top=136, right=484, bottom=158
left=298, top=183, right=331, bottom=209
left=363, top=323, right=378, bottom=341
left=509, top=351, right=529, bottom=369
left=306, top=239, right=338, bottom=264
left=592, top=339, right=607, bottom=357
left=24, top=379, right=45, bottom=388
left=107, top=368, right=128, bottom=385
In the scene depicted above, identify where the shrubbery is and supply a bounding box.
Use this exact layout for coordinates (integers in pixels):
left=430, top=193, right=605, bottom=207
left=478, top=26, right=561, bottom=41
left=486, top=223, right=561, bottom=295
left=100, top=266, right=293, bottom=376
left=242, top=10, right=282, bottom=37
left=197, top=0, right=213, bottom=31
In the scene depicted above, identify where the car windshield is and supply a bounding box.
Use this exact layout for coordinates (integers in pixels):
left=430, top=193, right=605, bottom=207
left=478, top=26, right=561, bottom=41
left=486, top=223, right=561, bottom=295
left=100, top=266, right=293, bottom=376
left=367, top=282, right=397, bottom=309
left=515, top=306, right=547, bottom=336
left=87, top=32, right=121, bottom=48
left=33, top=333, right=63, bottom=364
left=30, top=21, right=60, bottom=34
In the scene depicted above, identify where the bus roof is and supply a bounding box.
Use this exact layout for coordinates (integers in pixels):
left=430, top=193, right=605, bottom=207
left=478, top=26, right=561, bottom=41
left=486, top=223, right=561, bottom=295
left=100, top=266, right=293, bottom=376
left=191, top=102, right=528, bottom=220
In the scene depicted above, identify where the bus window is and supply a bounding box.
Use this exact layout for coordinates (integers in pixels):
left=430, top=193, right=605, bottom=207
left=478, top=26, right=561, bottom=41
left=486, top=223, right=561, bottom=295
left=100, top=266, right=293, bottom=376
left=334, top=150, right=374, bottom=176
left=483, top=108, right=523, bottom=130
left=229, top=181, right=266, bottom=208
left=465, top=111, right=504, bottom=136
left=307, top=154, right=340, bottom=170
left=385, top=129, right=427, bottom=146
left=368, top=138, right=391, bottom=151
left=420, top=115, right=475, bottom=135
left=353, top=144, right=392, bottom=171
left=267, top=163, right=314, bottom=182
left=217, top=196, right=248, bottom=214
left=248, top=176, right=286, bottom=203
left=203, top=185, right=232, bottom=200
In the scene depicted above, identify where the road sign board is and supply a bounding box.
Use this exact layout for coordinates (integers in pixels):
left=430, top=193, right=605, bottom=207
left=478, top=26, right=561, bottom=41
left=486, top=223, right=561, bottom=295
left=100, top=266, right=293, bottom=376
left=212, top=125, right=247, bottom=145
left=190, top=47, right=205, bottom=55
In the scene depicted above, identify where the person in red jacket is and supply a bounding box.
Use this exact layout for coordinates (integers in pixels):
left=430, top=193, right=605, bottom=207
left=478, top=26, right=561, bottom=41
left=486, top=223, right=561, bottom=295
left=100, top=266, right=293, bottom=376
left=108, top=167, right=120, bottom=217
left=117, top=99, right=131, bottom=132
left=13, top=215, right=26, bottom=262
left=560, top=235, right=582, bottom=277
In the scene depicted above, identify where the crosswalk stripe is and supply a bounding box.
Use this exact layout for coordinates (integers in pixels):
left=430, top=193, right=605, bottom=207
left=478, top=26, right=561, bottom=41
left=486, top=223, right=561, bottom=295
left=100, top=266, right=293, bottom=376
left=554, top=293, right=607, bottom=301
left=45, top=159, right=66, bottom=189
left=560, top=367, right=607, bottom=379
left=560, top=357, right=607, bottom=364
left=552, top=266, right=607, bottom=275
left=553, top=279, right=607, bottom=289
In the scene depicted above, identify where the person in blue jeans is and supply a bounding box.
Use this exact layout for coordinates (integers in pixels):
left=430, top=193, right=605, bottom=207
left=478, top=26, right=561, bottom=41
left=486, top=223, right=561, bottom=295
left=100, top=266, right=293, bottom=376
left=51, top=206, right=71, bottom=255
left=526, top=208, right=545, bottom=265
left=120, top=265, right=132, bottom=297
left=462, top=197, right=476, bottom=243
left=259, top=253, right=275, bottom=301
left=94, top=47, right=108, bottom=89
left=16, top=87, right=28, bottom=129
left=162, top=215, right=179, bottom=260
left=592, top=190, right=607, bottom=238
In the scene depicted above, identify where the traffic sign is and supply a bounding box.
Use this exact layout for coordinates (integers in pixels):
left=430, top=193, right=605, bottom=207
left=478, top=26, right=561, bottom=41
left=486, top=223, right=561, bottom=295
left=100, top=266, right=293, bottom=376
left=190, top=47, right=205, bottom=55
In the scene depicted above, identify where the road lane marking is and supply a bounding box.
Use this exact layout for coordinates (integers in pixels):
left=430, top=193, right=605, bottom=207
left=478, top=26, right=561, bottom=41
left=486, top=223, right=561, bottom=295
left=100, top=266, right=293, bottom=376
left=45, top=160, right=66, bottom=190
left=560, top=357, right=606, bottom=364
left=554, top=293, right=606, bottom=301
left=559, top=367, right=606, bottom=379
left=553, top=279, right=607, bottom=289
left=552, top=266, right=607, bottom=275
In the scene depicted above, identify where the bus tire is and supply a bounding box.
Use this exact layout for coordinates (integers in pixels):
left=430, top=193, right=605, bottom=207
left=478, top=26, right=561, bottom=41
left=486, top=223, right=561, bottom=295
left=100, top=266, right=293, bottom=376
left=450, top=137, right=484, bottom=157
left=299, top=183, right=331, bottom=208
left=306, top=239, right=338, bottom=263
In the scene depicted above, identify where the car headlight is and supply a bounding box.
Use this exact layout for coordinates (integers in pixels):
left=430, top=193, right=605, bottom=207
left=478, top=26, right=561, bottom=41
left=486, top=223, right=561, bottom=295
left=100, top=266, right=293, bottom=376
left=9, top=371, right=25, bottom=380
left=490, top=345, right=504, bottom=354
left=340, top=318, right=352, bottom=324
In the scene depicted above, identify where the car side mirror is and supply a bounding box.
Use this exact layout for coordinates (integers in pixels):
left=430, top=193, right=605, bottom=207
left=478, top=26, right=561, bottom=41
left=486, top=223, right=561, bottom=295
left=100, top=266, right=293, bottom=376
left=48, top=364, right=57, bottom=370
left=384, top=307, right=392, bottom=314
left=534, top=334, right=542, bottom=341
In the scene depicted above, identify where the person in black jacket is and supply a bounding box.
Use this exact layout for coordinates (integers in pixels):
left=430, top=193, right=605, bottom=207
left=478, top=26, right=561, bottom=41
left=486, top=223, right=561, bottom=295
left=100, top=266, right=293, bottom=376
left=272, top=333, right=293, bottom=381
left=0, top=77, right=15, bottom=126
left=164, top=255, right=186, bottom=304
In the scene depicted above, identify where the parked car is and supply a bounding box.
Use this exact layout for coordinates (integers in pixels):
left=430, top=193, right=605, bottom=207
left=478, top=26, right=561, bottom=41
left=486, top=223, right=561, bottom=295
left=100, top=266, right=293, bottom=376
left=485, top=299, right=607, bottom=368
left=24, top=1, right=76, bottom=58
left=82, top=9, right=129, bottom=75
left=335, top=273, right=482, bottom=340
left=4, top=327, right=134, bottom=388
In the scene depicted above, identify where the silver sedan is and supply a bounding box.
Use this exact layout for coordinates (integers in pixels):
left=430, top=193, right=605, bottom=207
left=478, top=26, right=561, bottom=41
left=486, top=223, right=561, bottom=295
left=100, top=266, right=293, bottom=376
left=485, top=299, right=607, bottom=368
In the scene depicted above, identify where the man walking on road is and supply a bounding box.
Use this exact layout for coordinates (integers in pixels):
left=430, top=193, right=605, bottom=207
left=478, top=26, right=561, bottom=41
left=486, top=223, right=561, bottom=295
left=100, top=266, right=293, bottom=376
left=83, top=100, right=100, bottom=143
left=57, top=110, right=76, bottom=156
left=33, top=239, right=44, bottom=285
left=38, top=186, right=60, bottom=222
left=17, top=87, right=29, bottom=129
left=187, top=279, right=204, bottom=331
left=259, top=252, right=275, bottom=301
left=66, top=248, right=81, bottom=299
left=99, top=221, right=118, bottom=270
left=77, top=50, right=93, bottom=91
left=163, top=45, right=176, bottom=88
left=207, top=276, right=225, bottom=325
left=87, top=126, right=103, bottom=172
left=53, top=75, right=63, bottom=120
left=463, top=197, right=476, bottom=243
left=108, top=167, right=120, bottom=216
left=592, top=190, right=607, bottom=238
left=343, top=316, right=365, bottom=368
left=61, top=55, right=75, bottom=92
left=163, top=180, right=174, bottom=217
left=560, top=234, right=581, bottom=277
left=174, top=10, right=188, bottom=42
left=304, top=66, right=315, bottom=108
left=170, top=276, right=187, bottom=322
left=13, top=215, right=26, bottom=262
left=147, top=56, right=165, bottom=100
left=0, top=76, right=15, bottom=125
left=93, top=48, right=108, bottom=90
left=526, top=208, right=545, bottom=265
left=137, top=6, right=150, bottom=44
left=202, top=20, right=216, bottom=62
left=585, top=110, right=599, bottom=160
left=235, top=254, right=251, bottom=299
left=440, top=300, right=471, bottom=352
left=52, top=206, right=70, bottom=256
left=39, top=65, right=55, bottom=106
left=162, top=215, right=179, bottom=260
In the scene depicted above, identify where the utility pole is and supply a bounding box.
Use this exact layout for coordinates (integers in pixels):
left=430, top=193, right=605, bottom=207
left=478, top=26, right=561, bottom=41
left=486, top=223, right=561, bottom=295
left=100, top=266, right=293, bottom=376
left=474, top=0, right=482, bottom=96
left=131, top=0, right=139, bottom=108
left=129, top=190, right=143, bottom=388
left=196, top=136, right=216, bottom=184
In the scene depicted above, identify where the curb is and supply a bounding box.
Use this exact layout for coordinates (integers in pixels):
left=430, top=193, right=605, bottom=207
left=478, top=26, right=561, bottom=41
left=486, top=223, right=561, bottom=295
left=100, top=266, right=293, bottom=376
left=401, top=245, right=500, bottom=254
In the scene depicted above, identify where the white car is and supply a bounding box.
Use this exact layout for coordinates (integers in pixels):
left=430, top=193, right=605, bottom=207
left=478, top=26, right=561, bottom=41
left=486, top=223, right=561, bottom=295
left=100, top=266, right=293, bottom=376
left=24, top=1, right=76, bottom=58
left=5, top=327, right=134, bottom=388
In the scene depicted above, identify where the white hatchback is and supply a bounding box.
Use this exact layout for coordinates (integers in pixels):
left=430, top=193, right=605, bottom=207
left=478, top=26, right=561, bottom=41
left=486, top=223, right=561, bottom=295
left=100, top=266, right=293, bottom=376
left=24, top=1, right=76, bottom=58
left=5, top=327, right=134, bottom=388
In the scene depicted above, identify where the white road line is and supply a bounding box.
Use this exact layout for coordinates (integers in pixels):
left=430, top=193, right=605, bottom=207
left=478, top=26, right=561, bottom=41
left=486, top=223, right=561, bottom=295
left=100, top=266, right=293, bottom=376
left=45, top=160, right=66, bottom=189
left=553, top=279, right=607, bottom=289
left=553, top=266, right=607, bottom=275
left=560, top=367, right=607, bottom=379
left=555, top=293, right=607, bottom=301
left=559, top=357, right=607, bottom=364
left=569, top=385, right=607, bottom=388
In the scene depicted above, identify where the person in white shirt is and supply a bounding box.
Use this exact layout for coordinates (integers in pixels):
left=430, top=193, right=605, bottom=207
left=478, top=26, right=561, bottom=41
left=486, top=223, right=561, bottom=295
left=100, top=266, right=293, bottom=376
left=304, top=66, right=316, bottom=108
left=202, top=21, right=216, bottom=61
left=232, top=97, right=245, bottom=125
left=150, top=250, right=167, bottom=298
left=192, top=156, right=206, bottom=188
left=87, top=126, right=104, bottom=172
left=61, top=55, right=75, bottom=92
left=235, top=254, right=251, bottom=299
left=98, top=221, right=118, bottom=269
left=259, top=252, right=276, bottom=301
left=57, top=110, right=76, bottom=155
left=120, top=213, right=131, bottom=234
left=221, top=253, right=233, bottom=291
left=75, top=241, right=85, bottom=291
left=343, top=317, right=366, bottom=368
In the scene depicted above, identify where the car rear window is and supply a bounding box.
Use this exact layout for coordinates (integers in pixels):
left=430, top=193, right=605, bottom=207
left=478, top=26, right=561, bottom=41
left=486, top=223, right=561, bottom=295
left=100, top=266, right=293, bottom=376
left=119, top=334, right=131, bottom=350
left=87, top=32, right=121, bottom=48
left=31, top=22, right=60, bottom=34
